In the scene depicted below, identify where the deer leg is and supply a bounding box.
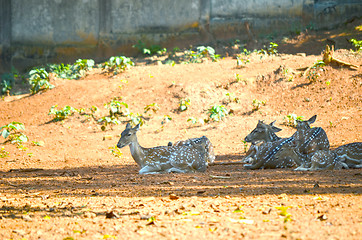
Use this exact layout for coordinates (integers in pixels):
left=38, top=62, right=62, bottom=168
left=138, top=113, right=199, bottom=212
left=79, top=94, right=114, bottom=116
left=139, top=164, right=163, bottom=174
left=243, top=145, right=257, bottom=163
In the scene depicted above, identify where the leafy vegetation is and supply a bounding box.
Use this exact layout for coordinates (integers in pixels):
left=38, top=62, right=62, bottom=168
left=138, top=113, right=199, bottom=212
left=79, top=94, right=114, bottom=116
left=48, top=105, right=80, bottom=121
left=0, top=72, right=14, bottom=95
left=0, top=122, right=28, bottom=149
left=251, top=99, right=266, bottom=111
left=284, top=114, right=304, bottom=127
left=350, top=38, right=362, bottom=52
left=109, top=145, right=123, bottom=158
left=133, top=40, right=166, bottom=56
left=0, top=146, right=9, bottom=158
left=48, top=59, right=94, bottom=80
left=207, top=105, right=228, bottom=122
left=29, top=68, right=54, bottom=94
left=179, top=98, right=191, bottom=112
left=306, top=60, right=325, bottom=82
left=144, top=103, right=160, bottom=114
left=102, top=56, right=134, bottom=75
left=184, top=46, right=220, bottom=63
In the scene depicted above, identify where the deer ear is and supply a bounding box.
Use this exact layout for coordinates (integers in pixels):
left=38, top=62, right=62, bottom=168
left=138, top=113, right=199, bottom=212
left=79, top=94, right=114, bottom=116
left=134, top=123, right=141, bottom=131
left=125, top=123, right=131, bottom=129
left=308, top=115, right=317, bottom=124
left=272, top=126, right=282, bottom=132
left=269, top=120, right=282, bottom=132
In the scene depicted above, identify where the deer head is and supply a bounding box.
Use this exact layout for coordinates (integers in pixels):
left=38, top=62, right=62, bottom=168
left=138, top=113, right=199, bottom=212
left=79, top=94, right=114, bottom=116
left=245, top=120, right=282, bottom=144
left=117, top=123, right=140, bottom=149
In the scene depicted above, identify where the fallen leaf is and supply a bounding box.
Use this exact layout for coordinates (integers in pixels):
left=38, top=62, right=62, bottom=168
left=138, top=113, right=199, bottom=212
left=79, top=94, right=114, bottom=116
left=169, top=194, right=179, bottom=200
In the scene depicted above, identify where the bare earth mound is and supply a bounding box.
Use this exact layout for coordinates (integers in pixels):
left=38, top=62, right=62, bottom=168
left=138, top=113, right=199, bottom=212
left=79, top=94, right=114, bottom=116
left=0, top=25, right=361, bottom=239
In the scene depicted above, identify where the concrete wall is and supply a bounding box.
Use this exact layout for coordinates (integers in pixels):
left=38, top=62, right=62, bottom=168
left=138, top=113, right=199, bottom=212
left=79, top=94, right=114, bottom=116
left=0, top=0, right=361, bottom=72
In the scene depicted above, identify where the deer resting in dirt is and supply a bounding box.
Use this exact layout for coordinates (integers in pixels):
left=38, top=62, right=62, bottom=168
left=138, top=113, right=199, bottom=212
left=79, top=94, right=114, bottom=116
left=332, top=142, right=362, bottom=168
left=243, top=120, right=283, bottom=163
left=274, top=142, right=348, bottom=171
left=117, top=123, right=210, bottom=174
left=244, top=137, right=302, bottom=170
left=291, top=115, right=330, bottom=168
left=168, top=136, right=215, bottom=165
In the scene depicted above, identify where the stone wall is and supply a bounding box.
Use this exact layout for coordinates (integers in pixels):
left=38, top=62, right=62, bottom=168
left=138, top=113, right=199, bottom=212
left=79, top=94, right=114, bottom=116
left=0, top=0, right=361, bottom=72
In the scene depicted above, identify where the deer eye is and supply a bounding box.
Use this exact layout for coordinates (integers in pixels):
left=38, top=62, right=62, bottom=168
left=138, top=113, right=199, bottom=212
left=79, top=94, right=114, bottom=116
left=127, top=133, right=132, bottom=136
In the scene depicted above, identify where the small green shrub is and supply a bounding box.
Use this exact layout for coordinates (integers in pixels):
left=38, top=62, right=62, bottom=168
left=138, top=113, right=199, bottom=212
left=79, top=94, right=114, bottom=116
left=307, top=60, right=325, bottom=82
left=251, top=99, right=266, bottom=111
left=350, top=38, right=362, bottom=52
left=207, top=105, right=228, bottom=122
left=284, top=114, right=304, bottom=127
left=185, top=46, right=220, bottom=63
left=0, top=146, right=9, bottom=158
left=49, top=59, right=94, bottom=79
left=48, top=105, right=79, bottom=121
left=109, top=145, right=123, bottom=158
left=102, top=56, right=134, bottom=75
left=179, top=98, right=191, bottom=112
left=0, top=73, right=14, bottom=95
left=105, top=98, right=129, bottom=118
left=133, top=40, right=166, bottom=56
left=0, top=122, right=28, bottom=148
left=144, top=103, right=160, bottom=114
left=29, top=68, right=54, bottom=94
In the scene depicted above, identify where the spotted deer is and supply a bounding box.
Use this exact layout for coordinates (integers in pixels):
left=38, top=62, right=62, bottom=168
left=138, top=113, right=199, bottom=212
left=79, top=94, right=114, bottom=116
left=244, top=137, right=302, bottom=170
left=332, top=142, right=362, bottom=168
left=243, top=120, right=283, bottom=163
left=169, top=136, right=215, bottom=165
left=292, top=115, right=330, bottom=167
left=117, top=123, right=209, bottom=174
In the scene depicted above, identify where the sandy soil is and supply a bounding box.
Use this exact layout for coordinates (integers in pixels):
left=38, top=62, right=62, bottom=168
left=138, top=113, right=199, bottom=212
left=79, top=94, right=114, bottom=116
left=0, top=21, right=361, bottom=240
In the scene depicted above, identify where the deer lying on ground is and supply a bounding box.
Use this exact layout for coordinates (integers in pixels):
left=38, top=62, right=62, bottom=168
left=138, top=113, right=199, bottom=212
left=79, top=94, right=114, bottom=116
left=117, top=123, right=209, bottom=174
left=274, top=141, right=348, bottom=170
left=244, top=137, right=302, bottom=170
left=243, top=120, right=283, bottom=163
left=332, top=142, right=362, bottom=168
left=168, top=136, right=215, bottom=165
left=291, top=115, right=330, bottom=168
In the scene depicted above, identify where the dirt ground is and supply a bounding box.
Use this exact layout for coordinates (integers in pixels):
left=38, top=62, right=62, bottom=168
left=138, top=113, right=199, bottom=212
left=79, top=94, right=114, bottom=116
left=0, top=21, right=361, bottom=240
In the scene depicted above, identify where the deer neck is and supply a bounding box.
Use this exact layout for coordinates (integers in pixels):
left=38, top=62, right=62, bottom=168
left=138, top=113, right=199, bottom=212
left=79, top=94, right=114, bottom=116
left=128, top=137, right=147, bottom=167
left=267, top=130, right=281, bottom=142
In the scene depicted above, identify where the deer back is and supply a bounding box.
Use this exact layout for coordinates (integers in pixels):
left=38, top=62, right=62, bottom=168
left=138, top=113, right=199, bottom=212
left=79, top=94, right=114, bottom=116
left=244, top=137, right=298, bottom=169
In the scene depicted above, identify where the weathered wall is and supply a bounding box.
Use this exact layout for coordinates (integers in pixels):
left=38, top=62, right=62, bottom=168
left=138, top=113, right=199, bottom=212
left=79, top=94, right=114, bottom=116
left=0, top=0, right=361, bottom=72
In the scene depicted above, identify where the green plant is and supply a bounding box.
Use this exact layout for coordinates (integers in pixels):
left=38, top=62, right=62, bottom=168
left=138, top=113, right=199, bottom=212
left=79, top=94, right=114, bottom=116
left=48, top=105, right=79, bottom=121
left=184, top=46, right=220, bottom=63
left=144, top=103, right=160, bottom=114
left=109, top=145, right=123, bottom=158
left=251, top=99, right=266, bottom=111
left=241, top=140, right=249, bottom=153
left=267, top=42, right=278, bottom=55
left=49, top=59, right=94, bottom=79
left=350, top=38, right=362, bottom=52
left=0, top=122, right=28, bottom=148
left=128, top=112, right=144, bottom=126
left=29, top=68, right=54, bottom=94
left=98, top=117, right=121, bottom=131
left=285, top=114, right=304, bottom=127
left=161, top=115, right=172, bottom=125
left=0, top=146, right=9, bottom=158
left=102, top=56, right=134, bottom=75
left=133, top=40, right=166, bottom=56
left=275, top=206, right=292, bottom=223
left=105, top=99, right=129, bottom=118
left=306, top=60, right=325, bottom=82
left=236, top=56, right=250, bottom=67
left=179, top=98, right=191, bottom=111
left=207, top=105, right=228, bottom=122
left=225, top=92, right=240, bottom=103
left=0, top=73, right=15, bottom=95
left=187, top=117, right=205, bottom=125
left=197, top=46, right=220, bottom=61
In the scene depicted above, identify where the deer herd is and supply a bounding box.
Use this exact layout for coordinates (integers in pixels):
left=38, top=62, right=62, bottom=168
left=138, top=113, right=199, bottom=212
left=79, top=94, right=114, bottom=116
left=117, top=115, right=361, bottom=174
